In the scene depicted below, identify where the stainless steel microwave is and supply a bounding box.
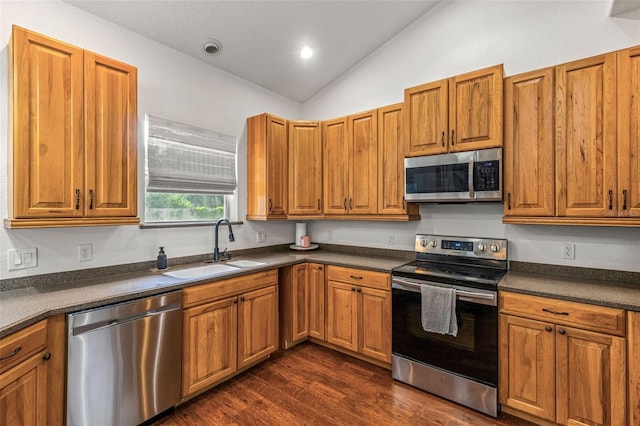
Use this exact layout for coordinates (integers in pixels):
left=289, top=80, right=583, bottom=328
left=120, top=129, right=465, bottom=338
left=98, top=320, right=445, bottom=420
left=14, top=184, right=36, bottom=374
left=404, top=148, right=502, bottom=203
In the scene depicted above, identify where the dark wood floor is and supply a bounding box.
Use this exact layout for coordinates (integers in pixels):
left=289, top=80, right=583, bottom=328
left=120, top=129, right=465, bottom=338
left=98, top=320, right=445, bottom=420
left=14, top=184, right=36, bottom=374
left=153, top=343, right=532, bottom=426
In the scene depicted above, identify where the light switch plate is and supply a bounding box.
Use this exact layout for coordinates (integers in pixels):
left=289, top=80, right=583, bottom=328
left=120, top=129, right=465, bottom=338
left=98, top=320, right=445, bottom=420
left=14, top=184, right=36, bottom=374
left=7, top=248, right=38, bottom=270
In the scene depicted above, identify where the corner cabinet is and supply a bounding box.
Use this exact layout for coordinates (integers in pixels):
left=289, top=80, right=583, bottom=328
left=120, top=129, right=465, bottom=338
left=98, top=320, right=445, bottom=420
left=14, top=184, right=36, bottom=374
left=279, top=263, right=325, bottom=349
left=405, top=64, right=503, bottom=157
left=6, top=25, right=138, bottom=228
left=181, top=270, right=278, bottom=398
left=246, top=113, right=288, bottom=220
left=499, top=292, right=626, bottom=426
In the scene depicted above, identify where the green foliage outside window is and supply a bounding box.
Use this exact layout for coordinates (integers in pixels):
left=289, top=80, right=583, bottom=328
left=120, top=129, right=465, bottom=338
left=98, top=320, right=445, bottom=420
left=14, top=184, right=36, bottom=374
left=145, top=193, right=225, bottom=222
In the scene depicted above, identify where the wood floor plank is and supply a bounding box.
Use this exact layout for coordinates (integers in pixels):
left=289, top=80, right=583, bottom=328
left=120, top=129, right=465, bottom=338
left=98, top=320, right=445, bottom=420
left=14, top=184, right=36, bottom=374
left=153, top=343, right=533, bottom=426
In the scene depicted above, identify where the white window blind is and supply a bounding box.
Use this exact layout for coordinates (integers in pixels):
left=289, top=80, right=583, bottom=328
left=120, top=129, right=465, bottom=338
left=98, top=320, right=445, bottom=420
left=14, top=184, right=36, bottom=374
left=145, top=115, right=237, bottom=194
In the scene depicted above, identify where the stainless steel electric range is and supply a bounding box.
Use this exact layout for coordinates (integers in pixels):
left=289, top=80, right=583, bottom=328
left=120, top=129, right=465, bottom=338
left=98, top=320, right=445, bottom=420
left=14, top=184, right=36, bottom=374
left=391, top=234, right=508, bottom=417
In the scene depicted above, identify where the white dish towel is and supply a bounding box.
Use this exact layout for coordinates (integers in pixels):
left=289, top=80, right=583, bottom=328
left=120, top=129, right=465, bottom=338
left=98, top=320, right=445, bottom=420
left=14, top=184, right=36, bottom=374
left=421, top=284, right=458, bottom=336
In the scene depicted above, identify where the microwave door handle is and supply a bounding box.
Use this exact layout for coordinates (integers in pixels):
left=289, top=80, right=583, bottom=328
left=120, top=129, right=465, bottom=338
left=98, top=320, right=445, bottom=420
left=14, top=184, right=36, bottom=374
left=468, top=157, right=475, bottom=199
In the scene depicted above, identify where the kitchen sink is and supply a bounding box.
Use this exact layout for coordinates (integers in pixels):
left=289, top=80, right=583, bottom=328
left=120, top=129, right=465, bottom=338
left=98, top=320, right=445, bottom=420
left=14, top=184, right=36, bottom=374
left=225, top=260, right=266, bottom=268
left=162, top=263, right=239, bottom=279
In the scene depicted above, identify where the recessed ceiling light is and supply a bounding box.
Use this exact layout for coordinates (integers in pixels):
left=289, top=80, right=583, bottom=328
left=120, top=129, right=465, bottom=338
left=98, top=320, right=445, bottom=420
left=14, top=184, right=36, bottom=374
left=203, top=39, right=223, bottom=56
left=300, top=46, right=313, bottom=59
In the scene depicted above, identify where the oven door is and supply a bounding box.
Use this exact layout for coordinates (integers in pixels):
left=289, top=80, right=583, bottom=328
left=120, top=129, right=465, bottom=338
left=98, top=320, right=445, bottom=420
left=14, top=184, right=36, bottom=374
left=391, top=277, right=498, bottom=387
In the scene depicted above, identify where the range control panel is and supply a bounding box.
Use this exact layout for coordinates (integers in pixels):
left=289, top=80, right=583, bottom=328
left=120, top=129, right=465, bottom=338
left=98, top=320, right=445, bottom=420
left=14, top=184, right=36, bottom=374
left=415, top=234, right=507, bottom=261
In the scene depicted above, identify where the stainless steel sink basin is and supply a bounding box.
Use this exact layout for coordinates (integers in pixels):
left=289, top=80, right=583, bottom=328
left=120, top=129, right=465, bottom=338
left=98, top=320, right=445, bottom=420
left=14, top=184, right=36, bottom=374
left=162, top=263, right=239, bottom=279
left=225, top=260, right=266, bottom=268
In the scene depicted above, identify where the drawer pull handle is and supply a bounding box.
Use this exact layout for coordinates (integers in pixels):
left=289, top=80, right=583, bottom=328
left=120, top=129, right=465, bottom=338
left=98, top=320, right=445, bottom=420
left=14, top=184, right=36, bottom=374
left=75, top=189, right=81, bottom=210
left=42, top=353, right=51, bottom=361
left=0, top=346, right=22, bottom=361
left=350, top=275, right=363, bottom=280
left=608, top=189, right=613, bottom=210
left=623, top=189, right=628, bottom=210
left=89, top=189, right=94, bottom=210
left=441, top=131, right=445, bottom=147
left=542, top=308, right=569, bottom=316
left=545, top=326, right=552, bottom=332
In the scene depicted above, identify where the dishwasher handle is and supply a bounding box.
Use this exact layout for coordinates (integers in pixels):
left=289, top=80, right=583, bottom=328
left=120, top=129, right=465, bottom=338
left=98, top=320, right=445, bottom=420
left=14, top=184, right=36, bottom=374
left=72, top=301, right=181, bottom=337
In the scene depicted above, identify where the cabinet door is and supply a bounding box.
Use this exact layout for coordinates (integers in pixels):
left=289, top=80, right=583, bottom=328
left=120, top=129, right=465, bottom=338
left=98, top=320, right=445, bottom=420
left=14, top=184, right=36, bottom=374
left=628, top=311, right=640, bottom=426
left=266, top=115, right=288, bottom=217
left=11, top=26, right=84, bottom=219
left=449, top=65, right=503, bottom=152
left=378, top=103, right=407, bottom=215
left=323, top=117, right=350, bottom=214
left=288, top=121, right=322, bottom=215
left=556, top=326, right=626, bottom=426
left=326, top=281, right=358, bottom=352
left=359, top=287, right=391, bottom=363
left=498, top=314, right=555, bottom=422
left=291, top=264, right=309, bottom=342
left=349, top=110, right=378, bottom=214
left=0, top=352, right=48, bottom=426
left=556, top=53, right=617, bottom=217
left=308, top=263, right=325, bottom=340
left=504, top=67, right=555, bottom=217
left=182, top=297, right=238, bottom=397
left=618, top=46, right=640, bottom=218
left=238, top=285, right=278, bottom=369
left=84, top=52, right=137, bottom=218
left=404, top=79, right=448, bottom=156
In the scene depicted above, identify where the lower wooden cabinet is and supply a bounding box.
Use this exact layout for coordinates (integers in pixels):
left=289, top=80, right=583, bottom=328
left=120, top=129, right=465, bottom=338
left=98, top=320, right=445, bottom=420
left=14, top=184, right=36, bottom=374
left=628, top=311, right=640, bottom=426
left=499, top=291, right=626, bottom=426
left=0, top=317, right=64, bottom=426
left=182, top=270, right=279, bottom=398
left=326, top=266, right=391, bottom=364
left=280, top=263, right=325, bottom=348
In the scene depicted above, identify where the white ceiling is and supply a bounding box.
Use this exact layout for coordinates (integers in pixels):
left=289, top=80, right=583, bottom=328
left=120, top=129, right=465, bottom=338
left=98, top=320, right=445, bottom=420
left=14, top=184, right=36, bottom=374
left=65, top=0, right=440, bottom=103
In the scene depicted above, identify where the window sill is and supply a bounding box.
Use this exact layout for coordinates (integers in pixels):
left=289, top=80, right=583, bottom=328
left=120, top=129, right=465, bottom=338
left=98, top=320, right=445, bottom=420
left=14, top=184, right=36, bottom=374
left=140, top=220, right=243, bottom=229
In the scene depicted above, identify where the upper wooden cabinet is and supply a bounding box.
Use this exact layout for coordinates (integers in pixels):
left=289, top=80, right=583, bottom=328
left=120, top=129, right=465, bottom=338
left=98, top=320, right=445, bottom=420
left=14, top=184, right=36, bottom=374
left=288, top=121, right=322, bottom=217
left=405, top=64, right=503, bottom=157
left=247, top=113, right=288, bottom=220
left=504, top=67, right=556, bottom=217
left=556, top=53, right=617, bottom=218
left=504, top=46, right=640, bottom=226
left=5, top=26, right=138, bottom=228
left=617, top=46, right=640, bottom=219
left=323, top=110, right=378, bottom=216
left=377, top=103, right=419, bottom=218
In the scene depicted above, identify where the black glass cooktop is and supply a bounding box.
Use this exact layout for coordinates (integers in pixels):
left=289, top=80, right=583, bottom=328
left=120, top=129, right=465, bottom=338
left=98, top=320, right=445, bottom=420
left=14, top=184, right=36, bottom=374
left=392, top=260, right=506, bottom=290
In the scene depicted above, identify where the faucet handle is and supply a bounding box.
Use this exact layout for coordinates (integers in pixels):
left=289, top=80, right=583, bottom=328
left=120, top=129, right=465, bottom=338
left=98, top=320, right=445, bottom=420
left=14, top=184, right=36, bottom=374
left=221, top=248, right=232, bottom=261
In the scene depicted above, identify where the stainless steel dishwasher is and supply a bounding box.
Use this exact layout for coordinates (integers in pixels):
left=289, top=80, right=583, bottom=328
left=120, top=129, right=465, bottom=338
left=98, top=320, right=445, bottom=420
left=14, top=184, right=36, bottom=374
left=67, top=291, right=182, bottom=426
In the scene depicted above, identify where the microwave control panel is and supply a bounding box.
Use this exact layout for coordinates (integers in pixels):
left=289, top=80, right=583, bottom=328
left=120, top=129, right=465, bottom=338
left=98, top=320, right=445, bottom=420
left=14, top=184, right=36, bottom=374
left=473, top=160, right=500, bottom=191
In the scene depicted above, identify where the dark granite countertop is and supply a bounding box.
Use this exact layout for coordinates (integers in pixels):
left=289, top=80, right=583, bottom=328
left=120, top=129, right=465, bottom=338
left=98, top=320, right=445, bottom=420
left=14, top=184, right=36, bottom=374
left=499, top=263, right=640, bottom=312
left=0, top=247, right=412, bottom=338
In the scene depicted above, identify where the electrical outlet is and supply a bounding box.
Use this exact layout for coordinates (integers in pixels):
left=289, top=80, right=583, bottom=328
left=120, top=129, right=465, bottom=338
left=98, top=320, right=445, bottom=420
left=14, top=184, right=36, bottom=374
left=562, top=243, right=575, bottom=260
left=387, top=234, right=394, bottom=245
left=257, top=231, right=267, bottom=243
left=78, top=244, right=93, bottom=262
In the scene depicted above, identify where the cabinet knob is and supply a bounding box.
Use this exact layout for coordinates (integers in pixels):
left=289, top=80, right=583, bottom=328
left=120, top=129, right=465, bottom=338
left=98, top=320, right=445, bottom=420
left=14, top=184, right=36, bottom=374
left=240, top=296, right=245, bottom=302
left=545, top=326, right=552, bottom=332
left=558, top=329, right=566, bottom=335
left=233, top=298, right=238, bottom=304
left=357, top=288, right=362, bottom=293
left=351, top=287, right=356, bottom=292
left=42, top=353, right=51, bottom=361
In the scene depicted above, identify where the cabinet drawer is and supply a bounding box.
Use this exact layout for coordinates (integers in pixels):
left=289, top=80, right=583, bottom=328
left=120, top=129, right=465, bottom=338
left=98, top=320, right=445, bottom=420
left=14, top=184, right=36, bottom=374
left=326, top=266, right=390, bottom=290
left=0, top=319, right=48, bottom=374
left=499, top=292, right=625, bottom=336
left=183, top=269, right=278, bottom=308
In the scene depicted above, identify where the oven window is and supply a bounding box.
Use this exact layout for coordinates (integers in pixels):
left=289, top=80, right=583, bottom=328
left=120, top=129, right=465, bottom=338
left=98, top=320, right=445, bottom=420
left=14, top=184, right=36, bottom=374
left=392, top=288, right=498, bottom=387
left=405, top=163, right=469, bottom=194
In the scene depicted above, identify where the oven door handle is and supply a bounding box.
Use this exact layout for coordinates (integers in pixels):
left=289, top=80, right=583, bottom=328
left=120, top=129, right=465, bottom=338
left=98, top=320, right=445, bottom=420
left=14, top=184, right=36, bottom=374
left=392, top=277, right=496, bottom=305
